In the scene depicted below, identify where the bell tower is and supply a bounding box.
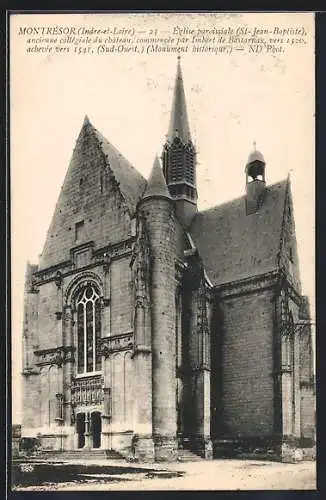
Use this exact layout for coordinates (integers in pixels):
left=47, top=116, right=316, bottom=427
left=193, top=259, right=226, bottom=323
left=162, top=57, right=197, bottom=228
left=245, top=142, right=267, bottom=215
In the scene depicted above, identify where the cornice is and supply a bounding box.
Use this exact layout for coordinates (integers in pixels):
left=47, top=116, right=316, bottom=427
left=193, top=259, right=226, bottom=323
left=32, top=238, right=135, bottom=286
left=99, top=331, right=134, bottom=358
left=213, top=268, right=302, bottom=302
left=34, top=346, right=75, bottom=367
left=214, top=270, right=280, bottom=299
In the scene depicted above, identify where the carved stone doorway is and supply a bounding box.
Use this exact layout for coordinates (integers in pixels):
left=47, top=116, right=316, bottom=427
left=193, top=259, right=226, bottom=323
left=76, top=412, right=85, bottom=449
left=91, top=411, right=101, bottom=449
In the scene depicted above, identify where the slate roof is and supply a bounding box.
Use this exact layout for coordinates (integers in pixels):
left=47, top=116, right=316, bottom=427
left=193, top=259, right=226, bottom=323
left=167, top=57, right=191, bottom=143
left=142, top=156, right=171, bottom=200
left=189, top=179, right=288, bottom=286
left=92, top=124, right=147, bottom=214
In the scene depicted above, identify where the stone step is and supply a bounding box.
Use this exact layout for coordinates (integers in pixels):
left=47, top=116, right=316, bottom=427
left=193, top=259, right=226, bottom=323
left=213, top=439, right=278, bottom=460
left=177, top=449, right=203, bottom=462
left=37, top=449, right=123, bottom=461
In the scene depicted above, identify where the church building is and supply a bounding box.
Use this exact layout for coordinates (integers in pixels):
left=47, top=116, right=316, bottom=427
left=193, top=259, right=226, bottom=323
left=21, top=59, right=315, bottom=462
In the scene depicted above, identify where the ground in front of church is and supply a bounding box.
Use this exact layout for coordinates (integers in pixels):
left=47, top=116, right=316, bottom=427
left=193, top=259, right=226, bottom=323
left=12, top=458, right=316, bottom=491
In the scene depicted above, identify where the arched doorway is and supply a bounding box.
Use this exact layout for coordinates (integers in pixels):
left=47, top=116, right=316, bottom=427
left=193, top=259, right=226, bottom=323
left=76, top=413, right=85, bottom=449
left=91, top=411, right=102, bottom=449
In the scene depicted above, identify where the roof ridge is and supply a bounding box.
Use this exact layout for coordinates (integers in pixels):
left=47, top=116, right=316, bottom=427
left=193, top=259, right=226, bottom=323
left=196, top=178, right=288, bottom=216
left=189, top=177, right=289, bottom=287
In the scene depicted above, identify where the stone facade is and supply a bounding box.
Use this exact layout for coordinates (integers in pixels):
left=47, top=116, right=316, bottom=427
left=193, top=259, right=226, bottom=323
left=20, top=60, right=315, bottom=462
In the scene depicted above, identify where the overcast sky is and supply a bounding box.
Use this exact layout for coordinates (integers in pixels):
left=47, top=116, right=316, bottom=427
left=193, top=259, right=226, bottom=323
left=10, top=12, right=315, bottom=422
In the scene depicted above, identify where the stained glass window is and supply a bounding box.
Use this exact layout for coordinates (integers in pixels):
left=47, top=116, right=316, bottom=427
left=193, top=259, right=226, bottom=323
left=76, top=285, right=101, bottom=374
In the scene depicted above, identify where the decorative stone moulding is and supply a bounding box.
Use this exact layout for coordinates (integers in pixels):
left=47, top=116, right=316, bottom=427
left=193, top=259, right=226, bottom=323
left=99, top=332, right=134, bottom=358
left=93, top=238, right=135, bottom=265
left=34, top=238, right=136, bottom=286
left=54, top=270, right=63, bottom=288
left=34, top=346, right=75, bottom=367
left=71, top=375, right=104, bottom=406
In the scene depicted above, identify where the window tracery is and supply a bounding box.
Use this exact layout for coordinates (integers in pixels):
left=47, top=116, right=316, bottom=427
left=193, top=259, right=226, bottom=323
left=76, top=285, right=101, bottom=374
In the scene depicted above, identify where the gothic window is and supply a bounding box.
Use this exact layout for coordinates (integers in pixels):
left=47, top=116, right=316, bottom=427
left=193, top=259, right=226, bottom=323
left=77, top=285, right=101, bottom=374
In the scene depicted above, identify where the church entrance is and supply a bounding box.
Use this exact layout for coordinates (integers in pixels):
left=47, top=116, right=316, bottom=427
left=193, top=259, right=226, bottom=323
left=76, top=413, right=85, bottom=449
left=91, top=411, right=101, bottom=449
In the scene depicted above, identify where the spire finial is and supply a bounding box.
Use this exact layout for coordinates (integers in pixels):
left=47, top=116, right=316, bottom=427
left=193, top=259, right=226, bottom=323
left=253, top=140, right=256, bottom=151
left=167, top=55, right=191, bottom=142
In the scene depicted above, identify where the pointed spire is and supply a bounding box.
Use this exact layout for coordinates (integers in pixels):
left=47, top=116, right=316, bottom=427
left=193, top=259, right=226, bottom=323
left=142, top=156, right=172, bottom=200
left=83, top=114, right=91, bottom=126
left=167, top=57, right=191, bottom=143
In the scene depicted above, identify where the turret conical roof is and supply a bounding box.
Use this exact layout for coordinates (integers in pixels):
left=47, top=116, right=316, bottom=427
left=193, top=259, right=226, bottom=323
left=142, top=156, right=172, bottom=200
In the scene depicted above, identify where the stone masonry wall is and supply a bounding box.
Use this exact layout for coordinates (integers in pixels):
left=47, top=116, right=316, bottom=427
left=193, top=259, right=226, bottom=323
left=110, top=258, right=132, bottom=334
left=37, top=281, right=61, bottom=350
left=299, top=324, right=315, bottom=440
left=221, top=289, right=275, bottom=437
left=141, top=197, right=177, bottom=458
left=21, top=374, right=40, bottom=432
left=281, top=296, right=301, bottom=438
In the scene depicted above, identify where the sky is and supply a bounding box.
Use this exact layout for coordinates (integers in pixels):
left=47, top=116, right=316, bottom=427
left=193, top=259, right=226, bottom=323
left=10, top=12, right=315, bottom=423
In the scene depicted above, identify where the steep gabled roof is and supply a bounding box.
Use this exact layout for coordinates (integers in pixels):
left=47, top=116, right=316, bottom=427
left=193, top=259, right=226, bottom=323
left=189, top=179, right=288, bottom=286
left=92, top=125, right=147, bottom=213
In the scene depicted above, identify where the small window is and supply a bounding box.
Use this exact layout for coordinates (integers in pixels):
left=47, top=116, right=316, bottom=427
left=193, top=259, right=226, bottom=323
left=130, top=218, right=137, bottom=237
left=289, top=247, right=293, bottom=262
left=75, top=220, right=84, bottom=241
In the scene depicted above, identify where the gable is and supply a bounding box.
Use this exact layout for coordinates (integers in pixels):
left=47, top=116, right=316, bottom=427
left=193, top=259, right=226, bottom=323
left=278, top=180, right=302, bottom=293
left=39, top=119, right=146, bottom=270
left=189, top=180, right=289, bottom=286
left=93, top=127, right=147, bottom=214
